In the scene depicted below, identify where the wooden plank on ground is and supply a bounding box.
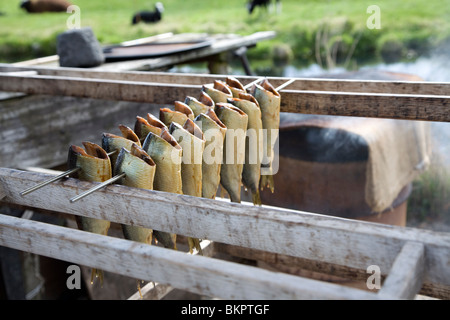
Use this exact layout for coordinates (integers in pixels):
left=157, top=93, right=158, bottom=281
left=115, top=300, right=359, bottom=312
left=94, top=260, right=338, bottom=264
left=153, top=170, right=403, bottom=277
left=0, top=214, right=378, bottom=300
left=1, top=168, right=449, bottom=296
left=378, top=241, right=425, bottom=299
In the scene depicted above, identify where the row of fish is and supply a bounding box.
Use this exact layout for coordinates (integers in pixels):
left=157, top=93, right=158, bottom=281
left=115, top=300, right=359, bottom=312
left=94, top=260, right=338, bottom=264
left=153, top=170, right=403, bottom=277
left=67, top=76, right=281, bottom=286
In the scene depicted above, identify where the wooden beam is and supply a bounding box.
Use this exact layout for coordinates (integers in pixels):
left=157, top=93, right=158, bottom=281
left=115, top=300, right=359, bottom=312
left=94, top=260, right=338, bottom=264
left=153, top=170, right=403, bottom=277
left=2, top=64, right=450, bottom=95
left=127, top=240, right=215, bottom=300
left=378, top=241, right=425, bottom=299
left=0, top=214, right=378, bottom=299
left=1, top=73, right=449, bottom=122
left=281, top=89, right=450, bottom=122
left=127, top=282, right=173, bottom=300
left=1, top=168, right=449, bottom=292
left=0, top=74, right=201, bottom=106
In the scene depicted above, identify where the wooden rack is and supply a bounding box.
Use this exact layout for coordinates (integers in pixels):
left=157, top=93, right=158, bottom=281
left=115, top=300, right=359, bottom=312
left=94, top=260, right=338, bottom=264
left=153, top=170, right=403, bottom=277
left=0, top=65, right=449, bottom=300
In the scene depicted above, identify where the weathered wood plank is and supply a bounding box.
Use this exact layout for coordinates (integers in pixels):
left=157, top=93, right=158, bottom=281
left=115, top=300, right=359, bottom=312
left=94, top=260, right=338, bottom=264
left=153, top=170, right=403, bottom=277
left=127, top=282, right=173, bottom=301
left=0, top=74, right=201, bottom=105
left=215, top=242, right=374, bottom=281
left=2, top=64, right=450, bottom=95
left=281, top=89, right=450, bottom=122
left=0, top=94, right=164, bottom=169
left=0, top=214, right=378, bottom=299
left=127, top=240, right=215, bottom=300
left=1, top=168, right=449, bottom=291
left=378, top=241, right=425, bottom=299
left=1, top=73, right=449, bottom=122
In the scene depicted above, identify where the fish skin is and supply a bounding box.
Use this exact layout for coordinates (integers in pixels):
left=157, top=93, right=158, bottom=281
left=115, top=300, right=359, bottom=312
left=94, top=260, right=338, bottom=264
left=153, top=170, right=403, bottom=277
left=228, top=93, right=263, bottom=205
left=114, top=144, right=155, bottom=245
left=194, top=110, right=227, bottom=200
left=142, top=128, right=182, bottom=249
left=160, top=107, right=189, bottom=127
left=215, top=103, right=248, bottom=203
left=198, top=90, right=215, bottom=108
left=202, top=80, right=233, bottom=104
left=184, top=95, right=213, bottom=118
left=169, top=120, right=205, bottom=198
left=67, top=141, right=112, bottom=285
left=169, top=119, right=205, bottom=254
left=225, top=76, right=246, bottom=98
left=250, top=79, right=281, bottom=193
left=134, top=115, right=166, bottom=142
left=102, top=125, right=141, bottom=172
left=147, top=113, right=166, bottom=129
left=174, top=101, right=195, bottom=120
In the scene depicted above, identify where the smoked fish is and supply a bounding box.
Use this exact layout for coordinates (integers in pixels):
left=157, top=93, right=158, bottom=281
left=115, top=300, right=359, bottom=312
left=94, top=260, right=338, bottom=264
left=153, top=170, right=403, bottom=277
left=228, top=92, right=263, bottom=205
left=250, top=79, right=281, bottom=193
left=214, top=103, right=248, bottom=203
left=67, top=141, right=112, bottom=285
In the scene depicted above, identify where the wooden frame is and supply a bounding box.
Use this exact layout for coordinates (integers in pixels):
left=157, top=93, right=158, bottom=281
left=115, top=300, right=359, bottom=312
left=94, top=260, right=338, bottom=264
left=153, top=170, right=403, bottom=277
left=0, top=66, right=449, bottom=299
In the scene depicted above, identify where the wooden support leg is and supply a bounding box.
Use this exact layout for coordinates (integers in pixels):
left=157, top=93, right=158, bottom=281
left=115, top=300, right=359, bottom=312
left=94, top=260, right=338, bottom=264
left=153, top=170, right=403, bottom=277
left=207, top=53, right=231, bottom=75
left=234, top=46, right=254, bottom=76
left=378, top=241, right=425, bottom=299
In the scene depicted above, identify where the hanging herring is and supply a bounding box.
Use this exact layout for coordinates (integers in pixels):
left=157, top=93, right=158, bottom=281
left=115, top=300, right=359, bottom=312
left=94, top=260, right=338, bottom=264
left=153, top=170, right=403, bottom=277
left=202, top=80, right=233, bottom=103
left=250, top=79, right=281, bottom=193
left=215, top=102, right=248, bottom=203
left=67, top=141, right=112, bottom=285
left=228, top=92, right=263, bottom=205
left=114, top=143, right=156, bottom=297
left=142, top=127, right=182, bottom=250
left=101, top=124, right=141, bottom=172
left=184, top=91, right=215, bottom=118
left=225, top=76, right=246, bottom=98
left=194, top=109, right=227, bottom=200
left=169, top=119, right=205, bottom=254
left=134, top=113, right=167, bottom=142
left=114, top=144, right=156, bottom=245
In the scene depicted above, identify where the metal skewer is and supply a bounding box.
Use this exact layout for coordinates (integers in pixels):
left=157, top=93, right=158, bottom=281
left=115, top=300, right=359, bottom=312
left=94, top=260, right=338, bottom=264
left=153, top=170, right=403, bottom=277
left=20, top=167, right=81, bottom=196
left=69, top=172, right=126, bottom=203
left=243, top=77, right=265, bottom=90
left=275, top=78, right=296, bottom=91
left=19, top=150, right=118, bottom=196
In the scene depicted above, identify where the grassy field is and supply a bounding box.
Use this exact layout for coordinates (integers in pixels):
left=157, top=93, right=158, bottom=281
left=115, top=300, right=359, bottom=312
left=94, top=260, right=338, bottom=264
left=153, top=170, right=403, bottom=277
left=0, top=0, right=449, bottom=65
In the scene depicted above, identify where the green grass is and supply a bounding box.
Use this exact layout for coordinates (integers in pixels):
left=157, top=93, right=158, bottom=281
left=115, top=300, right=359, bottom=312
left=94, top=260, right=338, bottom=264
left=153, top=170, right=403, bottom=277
left=0, top=0, right=449, bottom=64
left=407, top=156, right=450, bottom=229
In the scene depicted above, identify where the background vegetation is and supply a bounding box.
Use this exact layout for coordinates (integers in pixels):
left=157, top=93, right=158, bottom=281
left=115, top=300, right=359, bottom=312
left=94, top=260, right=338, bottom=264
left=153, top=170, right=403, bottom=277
left=1, top=0, right=449, bottom=67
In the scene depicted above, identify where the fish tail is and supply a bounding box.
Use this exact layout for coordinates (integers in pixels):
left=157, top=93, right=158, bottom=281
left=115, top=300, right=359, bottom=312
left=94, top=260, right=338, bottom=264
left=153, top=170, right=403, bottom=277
left=137, top=279, right=143, bottom=299
left=252, top=189, right=262, bottom=206
left=188, top=237, right=203, bottom=255
left=90, top=268, right=104, bottom=287
left=260, top=175, right=275, bottom=193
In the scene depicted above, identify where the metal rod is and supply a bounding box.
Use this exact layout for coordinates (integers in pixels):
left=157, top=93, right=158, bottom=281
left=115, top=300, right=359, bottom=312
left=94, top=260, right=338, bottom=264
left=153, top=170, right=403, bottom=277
left=20, top=167, right=81, bottom=196
left=276, top=78, right=296, bottom=91
left=243, top=77, right=265, bottom=90
left=19, top=150, right=117, bottom=196
left=69, top=172, right=126, bottom=203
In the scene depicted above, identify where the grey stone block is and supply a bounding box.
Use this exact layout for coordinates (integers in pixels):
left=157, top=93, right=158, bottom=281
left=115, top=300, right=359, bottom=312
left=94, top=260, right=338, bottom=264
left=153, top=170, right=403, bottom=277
left=57, top=27, right=104, bottom=68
